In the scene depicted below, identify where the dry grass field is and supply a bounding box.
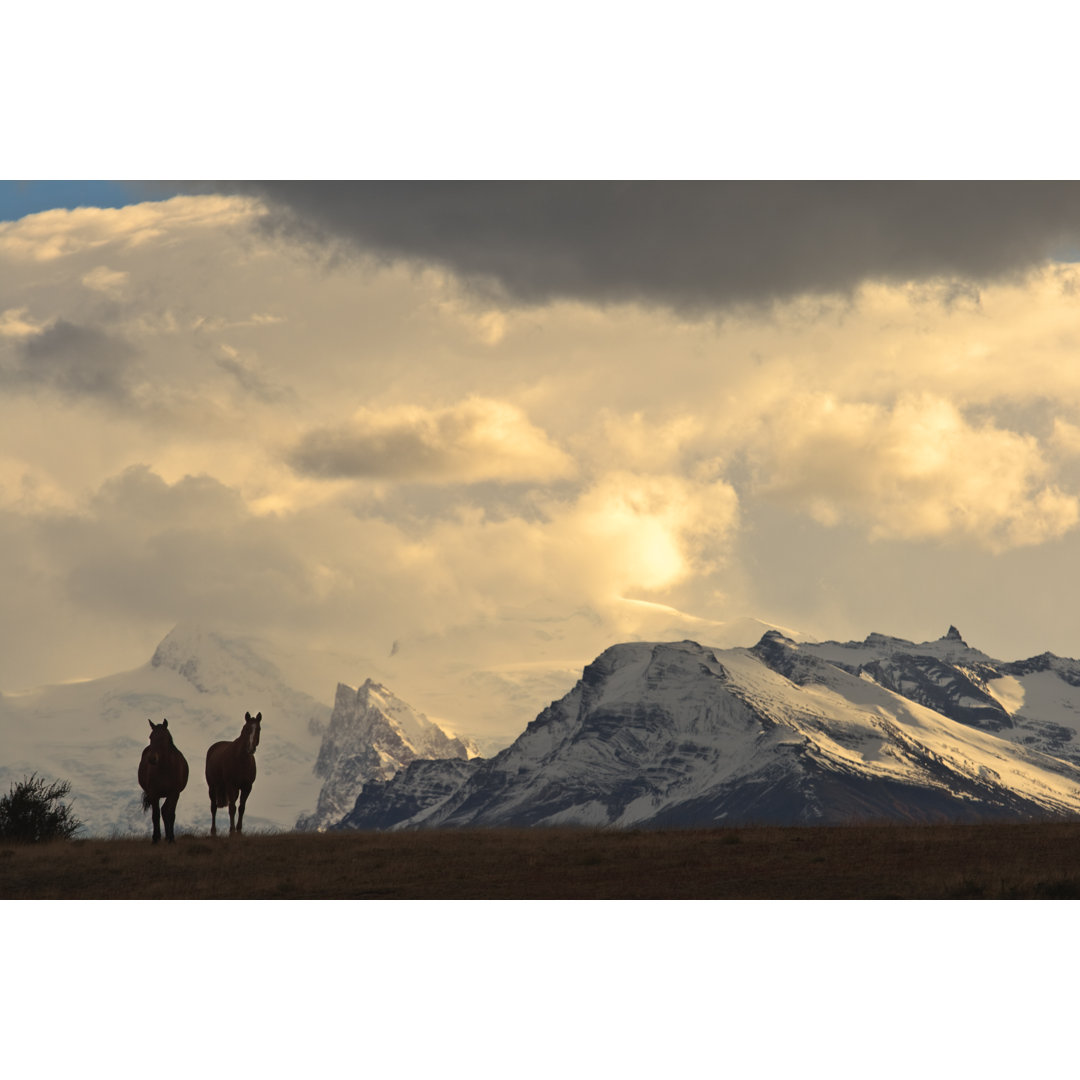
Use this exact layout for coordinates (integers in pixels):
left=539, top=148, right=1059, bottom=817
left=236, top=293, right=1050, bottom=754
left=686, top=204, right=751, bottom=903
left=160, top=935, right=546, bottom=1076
left=6, top=821, right=1080, bottom=898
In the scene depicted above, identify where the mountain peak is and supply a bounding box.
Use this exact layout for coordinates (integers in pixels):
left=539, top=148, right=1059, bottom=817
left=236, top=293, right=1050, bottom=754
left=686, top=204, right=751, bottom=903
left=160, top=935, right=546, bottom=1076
left=945, top=625, right=965, bottom=642
left=299, top=676, right=471, bottom=831
left=150, top=623, right=282, bottom=695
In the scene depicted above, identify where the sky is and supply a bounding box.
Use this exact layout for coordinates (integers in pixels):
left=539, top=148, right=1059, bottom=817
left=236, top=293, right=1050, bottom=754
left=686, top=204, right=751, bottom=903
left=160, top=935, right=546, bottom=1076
left=5, top=180, right=1080, bottom=741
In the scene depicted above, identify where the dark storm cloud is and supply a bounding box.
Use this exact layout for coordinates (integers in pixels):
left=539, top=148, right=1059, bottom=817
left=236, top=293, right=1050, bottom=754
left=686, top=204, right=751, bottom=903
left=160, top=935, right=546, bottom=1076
left=289, top=421, right=454, bottom=480
left=6, top=319, right=136, bottom=401
left=220, top=181, right=1080, bottom=312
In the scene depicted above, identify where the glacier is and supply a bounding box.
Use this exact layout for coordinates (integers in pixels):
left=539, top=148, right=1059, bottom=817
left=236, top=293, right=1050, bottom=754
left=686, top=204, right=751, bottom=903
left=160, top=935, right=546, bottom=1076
left=0, top=624, right=332, bottom=837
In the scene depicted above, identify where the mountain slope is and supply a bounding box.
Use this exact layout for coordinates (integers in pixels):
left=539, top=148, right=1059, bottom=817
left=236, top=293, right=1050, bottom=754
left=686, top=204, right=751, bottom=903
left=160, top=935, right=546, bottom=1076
left=297, top=679, right=473, bottom=831
left=799, top=626, right=1080, bottom=761
left=335, top=757, right=483, bottom=831
left=0, top=624, right=330, bottom=836
left=339, top=635, right=1080, bottom=829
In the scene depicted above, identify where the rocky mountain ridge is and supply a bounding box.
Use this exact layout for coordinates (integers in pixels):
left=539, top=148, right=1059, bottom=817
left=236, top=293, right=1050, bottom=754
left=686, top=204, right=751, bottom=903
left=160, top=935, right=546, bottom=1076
left=333, top=628, right=1080, bottom=829
left=297, top=678, right=472, bottom=831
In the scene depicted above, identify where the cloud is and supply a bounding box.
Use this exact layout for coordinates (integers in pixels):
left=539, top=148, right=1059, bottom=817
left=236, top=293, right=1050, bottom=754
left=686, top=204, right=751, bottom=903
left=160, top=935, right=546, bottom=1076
left=1051, top=418, right=1080, bottom=458
left=551, top=471, right=739, bottom=596
left=215, top=346, right=293, bottom=404
left=4, top=318, right=137, bottom=401
left=19, top=462, right=736, bottom=680
left=0, top=455, right=75, bottom=514
left=0, top=307, right=43, bottom=338
left=222, top=181, right=1080, bottom=313
left=42, top=465, right=311, bottom=627
left=0, top=194, right=259, bottom=262
left=358, top=469, right=740, bottom=641
left=754, top=393, right=1080, bottom=551
left=81, top=265, right=129, bottom=298
left=287, top=398, right=576, bottom=484
left=10, top=191, right=1080, bottom=718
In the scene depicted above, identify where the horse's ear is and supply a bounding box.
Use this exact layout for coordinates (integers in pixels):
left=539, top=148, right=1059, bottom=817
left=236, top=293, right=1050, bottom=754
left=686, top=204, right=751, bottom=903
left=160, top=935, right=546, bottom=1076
left=245, top=711, right=251, bottom=722
left=162, top=718, right=168, bottom=728
left=255, top=712, right=262, bottom=722
left=148, top=718, right=154, bottom=730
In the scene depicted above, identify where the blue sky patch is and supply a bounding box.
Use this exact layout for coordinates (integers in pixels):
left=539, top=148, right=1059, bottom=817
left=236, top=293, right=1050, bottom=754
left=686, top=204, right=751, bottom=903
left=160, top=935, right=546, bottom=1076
left=0, top=181, right=185, bottom=222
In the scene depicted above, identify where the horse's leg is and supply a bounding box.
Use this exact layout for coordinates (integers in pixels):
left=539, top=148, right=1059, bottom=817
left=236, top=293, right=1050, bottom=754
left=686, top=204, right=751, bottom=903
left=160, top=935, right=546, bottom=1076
left=237, top=785, right=250, bottom=833
left=163, top=793, right=178, bottom=843
left=150, top=798, right=162, bottom=844
left=210, top=796, right=218, bottom=837
left=228, top=794, right=237, bottom=834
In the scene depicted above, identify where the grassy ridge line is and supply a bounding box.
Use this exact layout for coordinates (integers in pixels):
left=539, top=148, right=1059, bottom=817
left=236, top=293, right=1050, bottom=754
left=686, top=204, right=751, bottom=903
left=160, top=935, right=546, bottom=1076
left=5, top=823, right=1080, bottom=899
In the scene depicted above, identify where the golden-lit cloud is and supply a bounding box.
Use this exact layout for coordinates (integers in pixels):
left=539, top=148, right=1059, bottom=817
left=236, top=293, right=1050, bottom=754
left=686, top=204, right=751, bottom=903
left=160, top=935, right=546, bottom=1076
left=288, top=397, right=576, bottom=484
left=597, top=411, right=706, bottom=473
left=754, top=392, right=1079, bottom=550
left=1050, top=418, right=1080, bottom=458
left=0, top=307, right=43, bottom=338
left=80, top=265, right=130, bottom=298
left=0, top=195, right=260, bottom=262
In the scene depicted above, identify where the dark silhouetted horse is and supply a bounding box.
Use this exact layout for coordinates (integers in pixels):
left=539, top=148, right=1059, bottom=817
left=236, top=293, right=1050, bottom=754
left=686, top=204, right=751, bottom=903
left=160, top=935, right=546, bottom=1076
left=205, top=711, right=261, bottom=836
left=138, top=718, right=190, bottom=844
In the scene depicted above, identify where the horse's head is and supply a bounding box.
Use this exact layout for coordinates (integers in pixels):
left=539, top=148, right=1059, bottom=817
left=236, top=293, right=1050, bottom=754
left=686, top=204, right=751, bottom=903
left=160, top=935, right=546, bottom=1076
left=146, top=718, right=173, bottom=764
left=242, top=711, right=262, bottom=754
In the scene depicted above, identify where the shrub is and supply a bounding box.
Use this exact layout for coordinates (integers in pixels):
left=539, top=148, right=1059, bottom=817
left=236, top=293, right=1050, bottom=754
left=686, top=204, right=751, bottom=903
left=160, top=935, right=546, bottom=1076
left=0, top=774, right=83, bottom=842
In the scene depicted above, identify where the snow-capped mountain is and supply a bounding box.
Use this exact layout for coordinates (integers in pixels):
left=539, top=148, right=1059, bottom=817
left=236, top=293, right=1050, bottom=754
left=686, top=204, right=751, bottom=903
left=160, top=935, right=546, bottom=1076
left=335, top=631, right=1080, bottom=829
left=0, top=624, right=330, bottom=836
left=799, top=626, right=1080, bottom=761
left=297, top=679, right=474, bottom=831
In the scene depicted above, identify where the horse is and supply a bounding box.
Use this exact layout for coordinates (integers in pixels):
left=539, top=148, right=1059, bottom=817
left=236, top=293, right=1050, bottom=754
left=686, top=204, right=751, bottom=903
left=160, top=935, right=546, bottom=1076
left=205, top=711, right=261, bottom=836
left=138, top=718, right=190, bottom=844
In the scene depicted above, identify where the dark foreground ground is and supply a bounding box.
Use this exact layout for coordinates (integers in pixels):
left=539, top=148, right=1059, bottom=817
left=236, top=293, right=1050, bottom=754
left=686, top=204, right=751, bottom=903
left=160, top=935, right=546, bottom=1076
left=6, top=822, right=1080, bottom=898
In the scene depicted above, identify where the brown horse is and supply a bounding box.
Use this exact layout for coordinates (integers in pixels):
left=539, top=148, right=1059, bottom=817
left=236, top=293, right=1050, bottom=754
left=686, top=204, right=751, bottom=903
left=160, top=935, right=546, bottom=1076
left=138, top=718, right=189, bottom=844
left=205, top=711, right=261, bottom=836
